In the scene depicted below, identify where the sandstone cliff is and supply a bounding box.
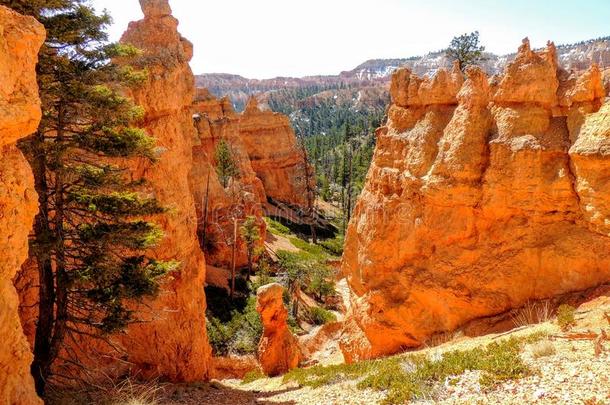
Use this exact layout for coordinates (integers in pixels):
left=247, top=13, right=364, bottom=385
left=0, top=6, right=44, bottom=404
left=341, top=39, right=610, bottom=361
left=239, top=97, right=306, bottom=208
left=117, top=0, right=211, bottom=380
left=190, top=90, right=319, bottom=271
left=190, top=89, right=266, bottom=269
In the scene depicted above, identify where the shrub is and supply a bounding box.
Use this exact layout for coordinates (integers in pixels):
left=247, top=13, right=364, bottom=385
left=307, top=307, right=337, bottom=325
left=206, top=296, right=262, bottom=356
left=557, top=304, right=576, bottom=331
left=320, top=235, right=344, bottom=256
left=250, top=259, right=275, bottom=291
left=511, top=300, right=552, bottom=328
left=528, top=340, right=556, bottom=359
left=289, top=237, right=328, bottom=260
left=265, top=217, right=290, bottom=235
left=306, top=266, right=336, bottom=301
left=284, top=333, right=543, bottom=404
left=241, top=369, right=265, bottom=384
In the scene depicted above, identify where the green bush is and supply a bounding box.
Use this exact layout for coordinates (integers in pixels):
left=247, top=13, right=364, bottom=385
left=307, top=306, right=337, bottom=325
left=557, top=304, right=576, bottom=331
left=306, top=266, right=336, bottom=301
left=289, top=237, right=328, bottom=260
left=283, top=333, right=544, bottom=404
left=250, top=258, right=275, bottom=291
left=206, top=296, right=262, bottom=356
left=265, top=217, right=291, bottom=235
left=241, top=369, right=265, bottom=384
left=320, top=235, right=344, bottom=256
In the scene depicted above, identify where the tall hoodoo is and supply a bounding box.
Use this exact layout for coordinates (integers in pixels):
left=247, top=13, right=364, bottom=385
left=118, top=0, right=211, bottom=380
left=256, top=283, right=302, bottom=376
left=0, top=5, right=45, bottom=404
left=341, top=40, right=610, bottom=361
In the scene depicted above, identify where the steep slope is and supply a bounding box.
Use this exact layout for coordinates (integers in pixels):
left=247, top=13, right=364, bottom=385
left=117, top=0, right=211, bottom=380
left=0, top=6, right=45, bottom=404
left=340, top=39, right=610, bottom=361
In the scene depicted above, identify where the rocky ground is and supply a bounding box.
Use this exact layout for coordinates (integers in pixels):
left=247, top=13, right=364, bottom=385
left=97, top=293, right=610, bottom=405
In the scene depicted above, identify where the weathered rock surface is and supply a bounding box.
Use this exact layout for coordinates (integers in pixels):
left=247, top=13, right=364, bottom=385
left=0, top=5, right=44, bottom=404
left=116, top=0, right=211, bottom=381
left=341, top=38, right=610, bottom=361
left=190, top=90, right=266, bottom=269
left=210, top=355, right=259, bottom=380
left=239, top=97, right=305, bottom=207
left=256, top=283, right=301, bottom=376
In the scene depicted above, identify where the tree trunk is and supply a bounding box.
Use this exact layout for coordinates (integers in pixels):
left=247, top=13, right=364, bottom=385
left=201, top=173, right=210, bottom=249
left=246, top=250, right=252, bottom=281
left=230, top=218, right=237, bottom=299
left=28, top=130, right=55, bottom=396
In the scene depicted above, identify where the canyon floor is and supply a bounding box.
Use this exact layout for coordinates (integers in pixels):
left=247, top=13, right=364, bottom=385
left=53, top=291, right=610, bottom=405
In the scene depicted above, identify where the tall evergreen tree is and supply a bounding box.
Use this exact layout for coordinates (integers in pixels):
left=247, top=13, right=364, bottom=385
left=2, top=0, right=175, bottom=395
left=214, top=139, right=240, bottom=188
left=240, top=215, right=261, bottom=281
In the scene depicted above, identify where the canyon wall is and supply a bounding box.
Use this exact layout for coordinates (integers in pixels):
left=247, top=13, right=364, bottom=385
left=341, top=39, right=610, bottom=361
left=117, top=0, right=211, bottom=380
left=190, top=90, right=312, bottom=269
left=190, top=89, right=266, bottom=269
left=239, top=97, right=306, bottom=208
left=0, top=6, right=44, bottom=404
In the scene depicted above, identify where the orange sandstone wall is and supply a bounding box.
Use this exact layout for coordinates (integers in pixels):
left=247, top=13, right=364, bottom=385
left=118, top=0, right=211, bottom=380
left=341, top=39, right=610, bottom=361
left=0, top=6, right=45, bottom=404
left=239, top=98, right=306, bottom=207
left=190, top=89, right=266, bottom=269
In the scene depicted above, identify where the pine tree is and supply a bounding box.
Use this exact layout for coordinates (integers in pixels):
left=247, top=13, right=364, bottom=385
left=446, top=31, right=486, bottom=72
left=240, top=215, right=261, bottom=281
left=2, top=0, right=175, bottom=395
left=215, top=139, right=240, bottom=188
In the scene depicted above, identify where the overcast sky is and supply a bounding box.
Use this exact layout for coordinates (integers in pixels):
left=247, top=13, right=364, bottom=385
left=90, top=0, right=610, bottom=79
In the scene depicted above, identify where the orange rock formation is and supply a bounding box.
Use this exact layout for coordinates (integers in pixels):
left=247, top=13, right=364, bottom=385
left=190, top=89, right=266, bottom=269
left=116, top=0, right=211, bottom=380
left=190, top=90, right=323, bottom=270
left=239, top=97, right=306, bottom=208
left=0, top=6, right=45, bottom=404
left=256, top=283, right=301, bottom=376
left=341, top=38, right=610, bottom=362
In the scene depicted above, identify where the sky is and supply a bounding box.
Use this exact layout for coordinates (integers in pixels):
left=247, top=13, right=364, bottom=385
left=91, top=0, right=610, bottom=79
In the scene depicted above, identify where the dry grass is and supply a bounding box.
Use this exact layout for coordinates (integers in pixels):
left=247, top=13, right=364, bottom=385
left=47, top=378, right=164, bottom=405
left=528, top=340, right=556, bottom=359
left=511, top=300, right=552, bottom=328
left=424, top=330, right=458, bottom=348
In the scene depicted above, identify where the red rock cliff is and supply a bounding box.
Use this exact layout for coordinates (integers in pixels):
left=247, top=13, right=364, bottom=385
left=0, top=6, right=45, bottom=404
left=239, top=97, right=306, bottom=208
left=341, top=39, right=610, bottom=361
left=117, top=0, right=211, bottom=380
left=190, top=89, right=266, bottom=269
